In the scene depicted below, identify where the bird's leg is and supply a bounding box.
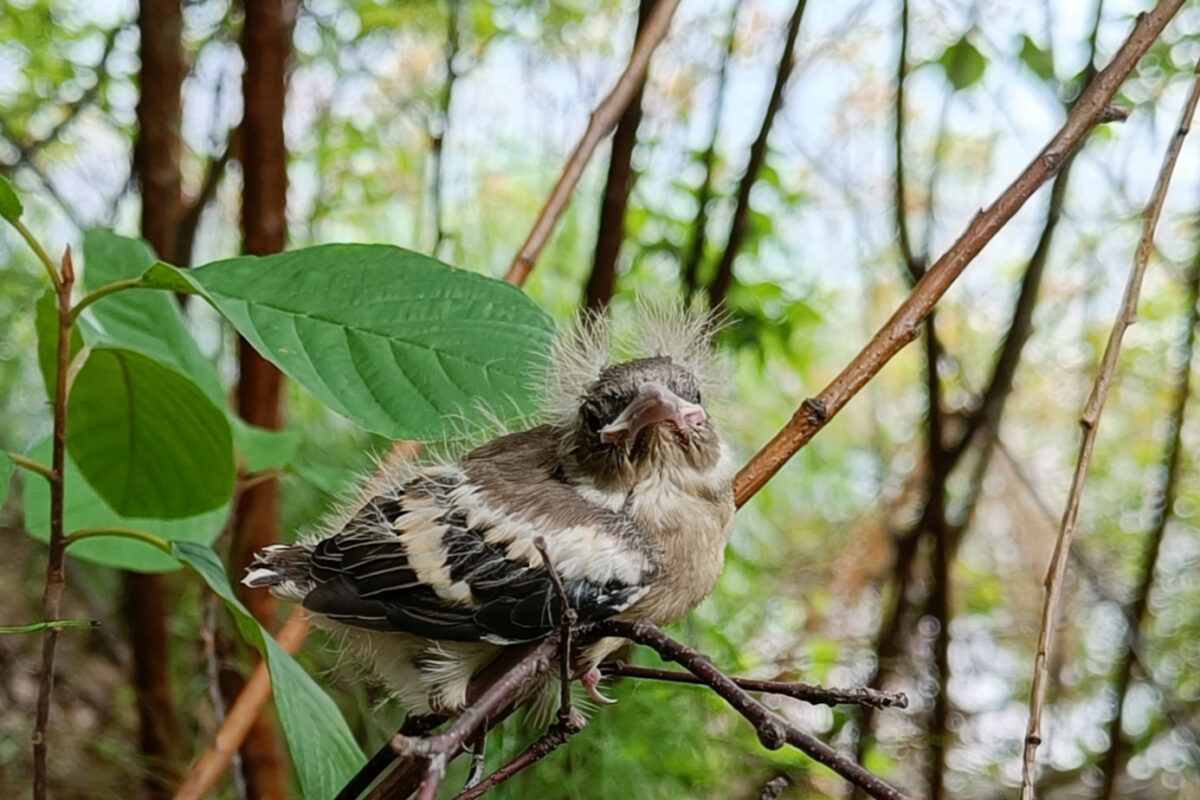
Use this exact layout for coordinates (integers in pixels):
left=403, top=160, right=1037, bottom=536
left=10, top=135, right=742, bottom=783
left=463, top=728, right=488, bottom=789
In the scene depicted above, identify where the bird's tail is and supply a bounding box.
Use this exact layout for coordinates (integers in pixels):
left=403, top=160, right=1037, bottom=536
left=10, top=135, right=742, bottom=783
left=242, top=543, right=315, bottom=602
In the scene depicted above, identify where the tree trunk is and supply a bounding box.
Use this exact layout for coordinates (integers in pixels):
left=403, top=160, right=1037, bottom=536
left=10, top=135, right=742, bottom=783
left=130, top=0, right=187, bottom=794
left=224, top=0, right=293, bottom=796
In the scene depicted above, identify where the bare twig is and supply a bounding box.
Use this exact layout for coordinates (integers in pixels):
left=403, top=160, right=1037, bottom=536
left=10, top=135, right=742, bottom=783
left=599, top=662, right=907, bottom=709
left=1096, top=223, right=1200, bottom=800
left=707, top=0, right=808, bottom=308
left=594, top=621, right=910, bottom=800
left=760, top=773, right=793, bottom=800
left=1019, top=58, right=1200, bottom=800
left=32, top=245, right=75, bottom=800
left=503, top=0, right=681, bottom=285
left=171, top=608, right=309, bottom=800
left=451, top=718, right=583, bottom=800
left=430, top=0, right=460, bottom=260
left=893, top=0, right=921, bottom=282
left=733, top=0, right=1186, bottom=508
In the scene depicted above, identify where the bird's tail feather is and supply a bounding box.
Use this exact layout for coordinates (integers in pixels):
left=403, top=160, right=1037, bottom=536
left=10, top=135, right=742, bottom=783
left=242, top=543, right=314, bottom=602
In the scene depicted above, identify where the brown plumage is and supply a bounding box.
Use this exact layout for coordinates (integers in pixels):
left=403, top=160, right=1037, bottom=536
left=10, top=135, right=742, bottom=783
left=243, top=306, right=734, bottom=716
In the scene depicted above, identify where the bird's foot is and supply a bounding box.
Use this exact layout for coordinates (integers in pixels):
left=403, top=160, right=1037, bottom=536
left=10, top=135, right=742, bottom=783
left=581, top=667, right=617, bottom=705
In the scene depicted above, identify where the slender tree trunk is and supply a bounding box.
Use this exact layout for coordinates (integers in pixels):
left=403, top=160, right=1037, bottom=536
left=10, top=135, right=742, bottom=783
left=224, top=1, right=292, bottom=796
left=707, top=0, right=807, bottom=309
left=130, top=0, right=187, bottom=794
left=584, top=0, right=656, bottom=311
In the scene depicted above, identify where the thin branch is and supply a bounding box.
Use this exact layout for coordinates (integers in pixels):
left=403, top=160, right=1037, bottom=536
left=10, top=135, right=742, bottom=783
left=681, top=0, right=741, bottom=299
left=171, top=608, right=309, bottom=800
left=175, top=134, right=235, bottom=267
left=599, top=662, right=908, bottom=709
left=392, top=634, right=560, bottom=800
left=1019, top=58, right=1200, bottom=800
left=451, top=719, right=582, bottom=800
left=7, top=452, right=56, bottom=481
left=503, top=0, right=681, bottom=286
left=11, top=217, right=62, bottom=289
left=760, top=773, right=794, bottom=800
left=707, top=0, right=808, bottom=308
left=32, top=245, right=75, bottom=800
left=1095, top=208, right=1200, bottom=800
left=0, top=619, right=98, bottom=635
left=594, top=621, right=910, bottom=800
left=733, top=0, right=1186, bottom=508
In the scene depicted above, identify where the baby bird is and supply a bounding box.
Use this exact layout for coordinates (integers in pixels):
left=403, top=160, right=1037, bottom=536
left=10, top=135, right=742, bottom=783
left=243, top=307, right=735, bottom=716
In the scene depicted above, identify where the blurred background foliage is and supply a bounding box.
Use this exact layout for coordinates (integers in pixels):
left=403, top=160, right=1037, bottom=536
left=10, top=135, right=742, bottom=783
left=3, top=0, right=1200, bottom=798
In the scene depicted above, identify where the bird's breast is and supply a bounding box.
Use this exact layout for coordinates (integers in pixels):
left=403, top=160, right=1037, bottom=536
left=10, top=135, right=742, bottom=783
left=620, top=456, right=735, bottom=625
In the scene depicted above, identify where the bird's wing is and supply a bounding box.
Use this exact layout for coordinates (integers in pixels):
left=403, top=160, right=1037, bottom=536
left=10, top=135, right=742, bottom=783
left=301, top=458, right=655, bottom=644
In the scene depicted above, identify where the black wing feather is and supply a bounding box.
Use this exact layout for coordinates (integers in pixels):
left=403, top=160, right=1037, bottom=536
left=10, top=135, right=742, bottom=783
left=299, top=486, right=647, bottom=644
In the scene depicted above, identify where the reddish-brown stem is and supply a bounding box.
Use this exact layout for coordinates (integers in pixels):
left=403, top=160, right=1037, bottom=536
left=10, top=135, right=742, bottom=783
left=1019, top=57, right=1200, bottom=800
left=599, top=662, right=907, bottom=709
left=733, top=0, right=1187, bottom=508
left=503, top=0, right=681, bottom=286
left=32, top=246, right=75, bottom=800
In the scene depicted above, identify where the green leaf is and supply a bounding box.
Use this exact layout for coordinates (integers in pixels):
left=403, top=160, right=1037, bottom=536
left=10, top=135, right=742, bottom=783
left=0, top=172, right=22, bottom=222
left=0, top=451, right=12, bottom=507
left=68, top=348, right=234, bottom=519
left=151, top=245, right=555, bottom=439
left=24, top=439, right=226, bottom=572
left=35, top=289, right=83, bottom=399
left=1019, top=35, right=1054, bottom=82
left=231, top=417, right=301, bottom=473
left=81, top=231, right=225, bottom=405
left=937, top=36, right=987, bottom=91
left=173, top=541, right=365, bottom=796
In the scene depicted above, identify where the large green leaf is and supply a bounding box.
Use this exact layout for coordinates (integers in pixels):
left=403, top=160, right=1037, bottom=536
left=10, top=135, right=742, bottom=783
left=24, top=439, right=226, bottom=572
left=81, top=230, right=225, bottom=405
left=230, top=416, right=301, bottom=473
left=68, top=348, right=233, bottom=519
left=0, top=450, right=12, bottom=507
left=145, top=245, right=555, bottom=439
left=173, top=541, right=365, bottom=797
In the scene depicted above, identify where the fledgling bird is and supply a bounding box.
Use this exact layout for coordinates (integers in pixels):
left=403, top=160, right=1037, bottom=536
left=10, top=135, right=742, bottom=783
left=243, top=307, right=735, bottom=717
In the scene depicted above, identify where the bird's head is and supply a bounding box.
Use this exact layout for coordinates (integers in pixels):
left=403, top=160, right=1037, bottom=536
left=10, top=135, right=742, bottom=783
left=545, top=305, right=726, bottom=488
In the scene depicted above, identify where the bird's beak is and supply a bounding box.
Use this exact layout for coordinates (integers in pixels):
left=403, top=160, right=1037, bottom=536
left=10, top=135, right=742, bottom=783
left=599, top=381, right=706, bottom=444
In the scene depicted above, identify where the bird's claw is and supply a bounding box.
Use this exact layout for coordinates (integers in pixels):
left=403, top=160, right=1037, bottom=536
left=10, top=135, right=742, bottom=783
left=582, top=667, right=618, bottom=705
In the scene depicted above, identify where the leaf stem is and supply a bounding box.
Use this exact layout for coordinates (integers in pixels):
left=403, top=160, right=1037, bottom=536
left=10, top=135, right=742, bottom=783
left=11, top=218, right=62, bottom=290
left=6, top=452, right=56, bottom=481
left=64, top=527, right=172, bottom=553
left=68, top=277, right=146, bottom=323
left=0, top=619, right=98, bottom=635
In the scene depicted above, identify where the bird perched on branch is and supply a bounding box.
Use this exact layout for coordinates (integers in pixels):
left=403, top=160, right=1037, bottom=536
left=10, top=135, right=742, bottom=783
left=244, top=306, right=735, bottom=716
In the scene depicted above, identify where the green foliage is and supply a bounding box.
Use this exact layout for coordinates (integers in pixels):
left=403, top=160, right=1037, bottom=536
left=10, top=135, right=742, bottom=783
left=144, top=245, right=556, bottom=440
left=0, top=173, right=21, bottom=222
left=67, top=348, right=233, bottom=519
left=232, top=418, right=302, bottom=473
left=173, top=541, right=365, bottom=798
left=937, top=36, right=987, bottom=91
left=24, top=439, right=227, bottom=572
left=1018, top=35, right=1054, bottom=82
